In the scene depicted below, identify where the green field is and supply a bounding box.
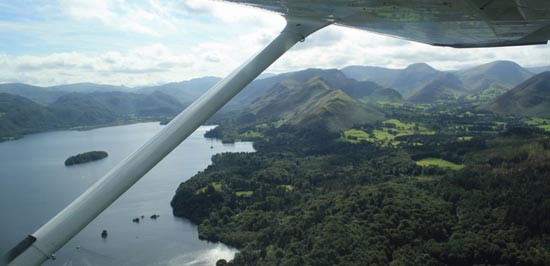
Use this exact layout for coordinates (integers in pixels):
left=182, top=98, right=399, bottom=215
left=416, top=158, right=464, bottom=170
left=236, top=191, right=253, bottom=197
left=342, top=129, right=372, bottom=144
left=523, top=117, right=550, bottom=131
left=279, top=185, right=295, bottom=191
left=342, top=119, right=434, bottom=146
left=255, top=123, right=268, bottom=129
left=196, top=182, right=223, bottom=194
left=523, top=117, right=550, bottom=126
left=376, top=100, right=404, bottom=107
left=272, top=119, right=286, bottom=128
left=240, top=130, right=264, bottom=139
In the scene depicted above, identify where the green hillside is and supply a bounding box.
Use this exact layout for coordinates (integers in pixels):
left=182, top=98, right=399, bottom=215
left=0, top=91, right=184, bottom=141
left=390, top=63, right=441, bottom=97
left=248, top=77, right=384, bottom=131
left=408, top=73, right=467, bottom=103
left=457, top=60, right=533, bottom=92
left=482, top=72, right=550, bottom=118
left=0, top=93, right=60, bottom=140
left=225, top=68, right=400, bottom=111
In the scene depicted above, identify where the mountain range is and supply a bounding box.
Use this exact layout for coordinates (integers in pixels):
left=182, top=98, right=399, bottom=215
left=136, top=76, right=222, bottom=105
left=341, top=61, right=535, bottom=100
left=0, top=91, right=184, bottom=140
left=0, top=60, right=545, bottom=107
left=1, top=60, right=550, bottom=139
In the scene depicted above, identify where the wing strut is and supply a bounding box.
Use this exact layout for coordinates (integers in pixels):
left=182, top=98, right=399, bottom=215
left=6, top=17, right=330, bottom=266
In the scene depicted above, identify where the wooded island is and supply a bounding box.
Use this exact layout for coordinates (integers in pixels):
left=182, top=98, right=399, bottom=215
left=65, top=151, right=108, bottom=166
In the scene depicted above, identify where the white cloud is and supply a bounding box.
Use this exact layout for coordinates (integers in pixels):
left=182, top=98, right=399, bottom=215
left=1, top=1, right=549, bottom=87
left=0, top=43, right=196, bottom=86
left=268, top=25, right=550, bottom=72
left=60, top=0, right=177, bottom=36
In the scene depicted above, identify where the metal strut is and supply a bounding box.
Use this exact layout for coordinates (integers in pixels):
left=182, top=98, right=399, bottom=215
left=5, top=17, right=330, bottom=266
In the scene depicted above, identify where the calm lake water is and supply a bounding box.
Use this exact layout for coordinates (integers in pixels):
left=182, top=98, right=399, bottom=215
left=0, top=122, right=254, bottom=266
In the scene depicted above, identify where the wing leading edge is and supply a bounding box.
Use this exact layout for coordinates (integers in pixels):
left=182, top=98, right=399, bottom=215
left=224, top=0, right=550, bottom=48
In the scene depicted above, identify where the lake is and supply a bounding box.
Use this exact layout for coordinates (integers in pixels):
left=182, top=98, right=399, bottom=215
left=0, top=122, right=254, bottom=266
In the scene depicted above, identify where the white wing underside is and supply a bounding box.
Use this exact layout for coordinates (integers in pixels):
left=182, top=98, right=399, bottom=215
left=224, top=0, right=550, bottom=47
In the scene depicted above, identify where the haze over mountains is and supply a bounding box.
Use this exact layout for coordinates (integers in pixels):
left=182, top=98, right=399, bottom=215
left=0, top=60, right=543, bottom=106
left=0, top=91, right=184, bottom=140
left=342, top=61, right=535, bottom=98
left=1, top=60, right=549, bottom=139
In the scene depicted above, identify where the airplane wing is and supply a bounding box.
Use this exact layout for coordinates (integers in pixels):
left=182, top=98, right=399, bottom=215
left=224, top=0, right=550, bottom=48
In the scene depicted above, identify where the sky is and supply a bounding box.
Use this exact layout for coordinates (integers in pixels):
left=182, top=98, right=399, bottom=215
left=1, top=0, right=549, bottom=87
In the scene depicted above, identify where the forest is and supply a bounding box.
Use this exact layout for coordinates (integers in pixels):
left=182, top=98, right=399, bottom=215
left=172, top=101, right=550, bottom=266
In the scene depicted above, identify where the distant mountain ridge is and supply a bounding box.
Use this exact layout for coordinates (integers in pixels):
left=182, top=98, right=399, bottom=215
left=0, top=83, right=66, bottom=105
left=527, top=66, right=550, bottom=74
left=50, top=91, right=183, bottom=125
left=1, top=59, right=544, bottom=135
left=0, top=77, right=221, bottom=106
left=342, top=63, right=441, bottom=97
left=341, top=60, right=535, bottom=102
left=408, top=73, right=467, bottom=103
left=456, top=61, right=533, bottom=92
left=0, top=60, right=537, bottom=108
left=136, top=76, right=221, bottom=105
left=0, top=91, right=184, bottom=140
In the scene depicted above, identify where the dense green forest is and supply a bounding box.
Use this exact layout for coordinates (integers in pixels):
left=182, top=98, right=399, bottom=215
left=172, top=99, right=550, bottom=266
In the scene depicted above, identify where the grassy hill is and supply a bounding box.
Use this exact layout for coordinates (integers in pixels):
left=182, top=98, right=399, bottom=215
left=457, top=60, right=533, bottom=92
left=481, top=72, right=550, bottom=118
left=245, top=75, right=386, bottom=131
left=408, top=73, right=467, bottom=103
left=391, top=63, right=441, bottom=97
left=225, top=68, right=401, bottom=111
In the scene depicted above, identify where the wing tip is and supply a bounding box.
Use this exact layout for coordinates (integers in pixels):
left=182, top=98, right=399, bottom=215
left=433, top=40, right=548, bottom=48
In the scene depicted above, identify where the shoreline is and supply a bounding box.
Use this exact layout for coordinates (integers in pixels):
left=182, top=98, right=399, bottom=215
left=0, top=122, right=253, bottom=266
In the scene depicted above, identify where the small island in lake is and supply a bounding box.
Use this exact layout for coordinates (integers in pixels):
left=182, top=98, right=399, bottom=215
left=65, top=151, right=108, bottom=166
